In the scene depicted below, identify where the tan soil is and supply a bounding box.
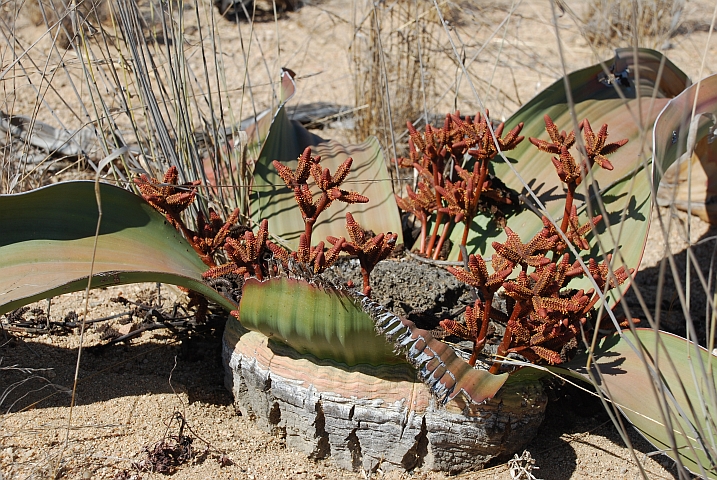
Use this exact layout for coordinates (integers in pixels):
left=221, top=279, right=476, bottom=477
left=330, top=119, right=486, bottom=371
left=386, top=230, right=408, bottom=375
left=2, top=0, right=717, bottom=478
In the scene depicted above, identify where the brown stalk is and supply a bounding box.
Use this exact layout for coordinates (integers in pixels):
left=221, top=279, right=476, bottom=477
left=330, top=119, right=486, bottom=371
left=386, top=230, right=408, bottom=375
left=469, top=299, right=494, bottom=366
left=424, top=170, right=445, bottom=257
left=561, top=183, right=576, bottom=234
left=457, top=159, right=487, bottom=261
left=490, top=304, right=521, bottom=375
left=432, top=219, right=452, bottom=260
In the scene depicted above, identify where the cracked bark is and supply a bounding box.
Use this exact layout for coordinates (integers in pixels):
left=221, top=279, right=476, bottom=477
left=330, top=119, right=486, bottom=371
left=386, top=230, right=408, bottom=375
left=223, top=322, right=548, bottom=473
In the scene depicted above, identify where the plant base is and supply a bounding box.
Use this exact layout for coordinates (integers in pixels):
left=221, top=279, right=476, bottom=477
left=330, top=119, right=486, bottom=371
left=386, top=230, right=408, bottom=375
left=222, top=319, right=547, bottom=473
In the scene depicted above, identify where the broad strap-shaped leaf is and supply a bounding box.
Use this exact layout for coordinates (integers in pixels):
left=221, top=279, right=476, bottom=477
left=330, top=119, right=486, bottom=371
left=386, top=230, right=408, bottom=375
left=235, top=276, right=507, bottom=404
left=655, top=74, right=717, bottom=222
left=238, top=276, right=400, bottom=366
left=243, top=71, right=301, bottom=165
left=0, top=181, right=236, bottom=315
left=250, top=71, right=402, bottom=250
left=355, top=290, right=508, bottom=404
left=560, top=329, right=717, bottom=478
left=438, top=49, right=688, bottom=297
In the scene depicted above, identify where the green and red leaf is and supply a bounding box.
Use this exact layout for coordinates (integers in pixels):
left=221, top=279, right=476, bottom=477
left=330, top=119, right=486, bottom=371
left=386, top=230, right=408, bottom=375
left=655, top=73, right=717, bottom=222
left=0, top=181, right=236, bottom=315
left=562, top=329, right=717, bottom=478
left=236, top=276, right=508, bottom=404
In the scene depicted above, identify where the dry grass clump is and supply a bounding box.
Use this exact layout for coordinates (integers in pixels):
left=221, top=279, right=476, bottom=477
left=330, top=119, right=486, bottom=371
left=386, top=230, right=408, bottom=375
left=350, top=0, right=444, bottom=155
left=583, top=0, right=685, bottom=48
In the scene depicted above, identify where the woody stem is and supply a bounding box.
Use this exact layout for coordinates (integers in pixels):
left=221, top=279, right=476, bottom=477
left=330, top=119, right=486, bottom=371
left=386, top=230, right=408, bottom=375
left=360, top=265, right=372, bottom=297
left=458, top=218, right=472, bottom=262
left=474, top=159, right=489, bottom=201
left=304, top=193, right=331, bottom=247
left=425, top=162, right=445, bottom=257
left=419, top=217, right=428, bottom=254
left=459, top=160, right=488, bottom=262
left=253, top=263, right=264, bottom=281
left=304, top=220, right=314, bottom=248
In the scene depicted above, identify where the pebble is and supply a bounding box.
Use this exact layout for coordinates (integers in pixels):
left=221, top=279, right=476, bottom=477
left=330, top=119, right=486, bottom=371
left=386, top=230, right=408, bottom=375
left=3, top=447, right=15, bottom=461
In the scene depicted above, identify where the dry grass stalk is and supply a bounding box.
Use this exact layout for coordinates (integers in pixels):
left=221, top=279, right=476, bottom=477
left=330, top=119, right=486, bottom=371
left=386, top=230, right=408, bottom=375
left=350, top=0, right=443, bottom=157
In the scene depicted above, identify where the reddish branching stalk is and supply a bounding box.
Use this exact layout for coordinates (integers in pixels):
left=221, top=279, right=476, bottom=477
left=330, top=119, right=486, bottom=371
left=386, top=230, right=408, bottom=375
left=441, top=254, right=511, bottom=365
left=473, top=229, right=594, bottom=373
left=440, top=116, right=636, bottom=373
left=328, top=212, right=397, bottom=297
left=529, top=115, right=627, bottom=235
left=272, top=147, right=398, bottom=290
left=203, top=219, right=272, bottom=281
left=191, top=207, right=240, bottom=267
left=134, top=167, right=207, bottom=263
left=449, top=112, right=524, bottom=260
left=273, top=147, right=368, bottom=248
left=135, top=168, right=281, bottom=320
left=396, top=111, right=524, bottom=260
left=405, top=120, right=454, bottom=258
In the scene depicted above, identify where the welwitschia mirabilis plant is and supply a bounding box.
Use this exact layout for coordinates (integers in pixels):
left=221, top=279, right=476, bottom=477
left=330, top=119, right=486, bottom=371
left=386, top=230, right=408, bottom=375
left=0, top=180, right=506, bottom=404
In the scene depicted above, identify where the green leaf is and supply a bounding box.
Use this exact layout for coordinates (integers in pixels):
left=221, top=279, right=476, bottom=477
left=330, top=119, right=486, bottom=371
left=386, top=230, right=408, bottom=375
left=564, top=329, right=717, bottom=478
left=0, top=181, right=237, bottom=315
left=243, top=71, right=307, bottom=165
left=238, top=276, right=401, bottom=366
left=249, top=72, right=403, bottom=250
left=236, top=276, right=508, bottom=404
left=438, top=48, right=688, bottom=297
left=655, top=73, right=717, bottom=222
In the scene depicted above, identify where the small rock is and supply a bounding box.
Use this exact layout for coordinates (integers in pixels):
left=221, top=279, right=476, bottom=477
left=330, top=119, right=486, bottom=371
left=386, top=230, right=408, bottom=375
left=3, top=447, right=15, bottom=461
left=117, top=322, right=137, bottom=335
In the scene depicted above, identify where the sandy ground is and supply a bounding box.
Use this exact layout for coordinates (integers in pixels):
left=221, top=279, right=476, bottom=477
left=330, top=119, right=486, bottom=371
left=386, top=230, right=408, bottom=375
left=2, top=0, right=717, bottom=478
